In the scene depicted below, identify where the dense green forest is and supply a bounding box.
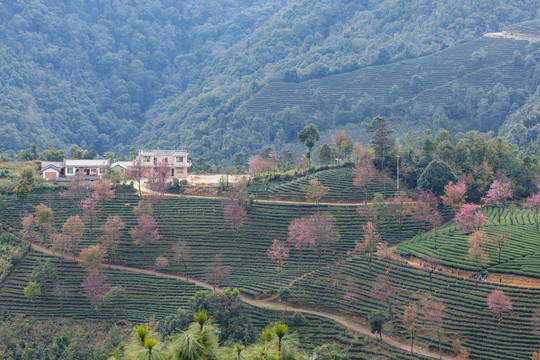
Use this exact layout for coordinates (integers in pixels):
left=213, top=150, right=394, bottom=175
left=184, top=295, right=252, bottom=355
left=0, top=0, right=539, bottom=164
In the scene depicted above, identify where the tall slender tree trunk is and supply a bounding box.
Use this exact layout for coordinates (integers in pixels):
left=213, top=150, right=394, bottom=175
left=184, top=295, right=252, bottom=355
left=410, top=335, right=414, bottom=354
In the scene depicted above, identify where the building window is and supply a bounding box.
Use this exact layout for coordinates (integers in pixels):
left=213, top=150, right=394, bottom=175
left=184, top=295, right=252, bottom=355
left=176, top=168, right=182, bottom=174
left=143, top=156, right=151, bottom=162
left=176, top=156, right=183, bottom=163
left=67, top=168, right=73, bottom=174
left=165, top=158, right=168, bottom=164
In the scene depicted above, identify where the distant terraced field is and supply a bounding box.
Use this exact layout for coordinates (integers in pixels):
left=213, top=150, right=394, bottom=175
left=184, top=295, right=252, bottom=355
left=240, top=36, right=528, bottom=131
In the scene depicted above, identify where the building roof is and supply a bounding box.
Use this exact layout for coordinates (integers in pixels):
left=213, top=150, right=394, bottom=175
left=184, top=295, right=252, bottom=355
left=111, top=161, right=132, bottom=169
left=138, top=150, right=188, bottom=156
left=40, top=162, right=63, bottom=172
left=64, top=159, right=110, bottom=167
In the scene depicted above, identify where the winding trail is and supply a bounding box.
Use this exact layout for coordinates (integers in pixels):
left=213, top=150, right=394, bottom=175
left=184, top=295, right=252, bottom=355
left=29, top=242, right=453, bottom=360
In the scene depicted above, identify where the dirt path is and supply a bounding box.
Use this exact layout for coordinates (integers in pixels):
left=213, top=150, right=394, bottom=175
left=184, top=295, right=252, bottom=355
left=403, top=256, right=540, bottom=288
left=29, top=242, right=452, bottom=360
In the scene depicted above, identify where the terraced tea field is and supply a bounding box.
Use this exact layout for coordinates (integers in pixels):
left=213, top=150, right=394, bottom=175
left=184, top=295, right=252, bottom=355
left=240, top=35, right=528, bottom=131
left=397, top=204, right=540, bottom=277
left=2, top=193, right=430, bottom=295
left=289, top=257, right=540, bottom=360
left=0, top=251, right=434, bottom=360
left=249, top=167, right=398, bottom=200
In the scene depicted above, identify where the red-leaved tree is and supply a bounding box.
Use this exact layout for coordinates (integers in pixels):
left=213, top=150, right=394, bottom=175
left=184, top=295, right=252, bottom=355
left=130, top=214, right=162, bottom=255
left=81, top=270, right=111, bottom=312
left=487, top=289, right=512, bottom=331
left=267, top=239, right=290, bottom=285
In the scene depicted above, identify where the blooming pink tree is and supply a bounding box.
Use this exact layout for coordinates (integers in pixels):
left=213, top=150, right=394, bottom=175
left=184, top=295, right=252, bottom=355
left=487, top=289, right=512, bottom=331
left=310, top=212, right=339, bottom=267
left=129, top=214, right=162, bottom=255
left=482, top=180, right=513, bottom=223
left=429, top=210, right=443, bottom=249
left=223, top=201, right=247, bottom=245
left=353, top=221, right=381, bottom=274
left=81, top=270, right=111, bottom=312
left=353, top=159, right=376, bottom=204
left=267, top=239, right=290, bottom=285
left=288, top=217, right=315, bottom=274
left=454, top=203, right=486, bottom=232
left=523, top=193, right=540, bottom=233
left=248, top=155, right=269, bottom=177
left=81, top=193, right=102, bottom=236
left=417, top=189, right=439, bottom=210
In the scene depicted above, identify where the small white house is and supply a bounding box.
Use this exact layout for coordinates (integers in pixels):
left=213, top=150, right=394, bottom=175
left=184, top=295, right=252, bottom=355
left=40, top=159, right=110, bottom=179
left=64, top=159, right=110, bottom=177
left=40, top=162, right=63, bottom=179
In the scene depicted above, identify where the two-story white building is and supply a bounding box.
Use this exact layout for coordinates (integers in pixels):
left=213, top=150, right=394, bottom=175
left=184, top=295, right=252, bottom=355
left=136, top=150, right=191, bottom=178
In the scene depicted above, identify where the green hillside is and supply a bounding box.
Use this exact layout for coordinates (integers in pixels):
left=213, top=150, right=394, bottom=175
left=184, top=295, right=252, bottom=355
left=1, top=0, right=539, bottom=164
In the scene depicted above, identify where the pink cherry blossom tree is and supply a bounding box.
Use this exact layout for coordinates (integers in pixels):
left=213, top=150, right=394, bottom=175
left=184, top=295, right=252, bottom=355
left=81, top=270, right=111, bottom=312
left=481, top=180, right=513, bottom=223
left=353, top=221, right=381, bottom=274
left=129, top=214, right=162, bottom=255
left=288, top=217, right=315, bottom=274
left=487, top=289, right=512, bottom=331
left=523, top=193, right=540, bottom=233
left=223, top=201, right=247, bottom=246
left=353, top=159, right=376, bottom=204
left=454, top=203, right=487, bottom=232
left=267, top=239, right=290, bottom=285
left=81, top=193, right=102, bottom=237
left=248, top=155, right=269, bottom=177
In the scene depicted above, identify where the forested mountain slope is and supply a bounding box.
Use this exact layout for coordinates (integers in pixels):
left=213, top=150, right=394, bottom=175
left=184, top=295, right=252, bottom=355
left=0, top=0, right=538, bottom=162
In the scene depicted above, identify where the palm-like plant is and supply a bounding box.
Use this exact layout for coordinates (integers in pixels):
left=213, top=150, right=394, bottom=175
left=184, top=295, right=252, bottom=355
left=234, top=344, right=245, bottom=360
left=244, top=344, right=279, bottom=360
left=194, top=309, right=208, bottom=332
left=135, top=324, right=149, bottom=346
left=169, top=310, right=219, bottom=360
left=124, top=325, right=165, bottom=360
left=273, top=322, right=288, bottom=355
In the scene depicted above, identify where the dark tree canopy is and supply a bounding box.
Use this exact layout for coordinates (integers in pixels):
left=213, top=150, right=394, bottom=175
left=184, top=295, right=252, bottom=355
left=417, top=160, right=458, bottom=195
